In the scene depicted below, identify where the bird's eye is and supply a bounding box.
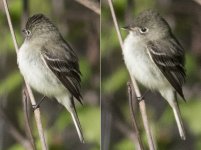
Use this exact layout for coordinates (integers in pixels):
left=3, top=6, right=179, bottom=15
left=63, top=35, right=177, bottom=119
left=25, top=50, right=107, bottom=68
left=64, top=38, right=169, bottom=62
left=140, top=27, right=148, bottom=33
left=26, top=30, right=31, bottom=36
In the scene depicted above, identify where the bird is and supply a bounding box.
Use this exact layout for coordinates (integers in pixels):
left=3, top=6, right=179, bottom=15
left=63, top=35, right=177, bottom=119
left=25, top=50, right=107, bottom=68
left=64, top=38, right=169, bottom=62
left=122, top=10, right=186, bottom=140
left=17, top=14, right=84, bottom=143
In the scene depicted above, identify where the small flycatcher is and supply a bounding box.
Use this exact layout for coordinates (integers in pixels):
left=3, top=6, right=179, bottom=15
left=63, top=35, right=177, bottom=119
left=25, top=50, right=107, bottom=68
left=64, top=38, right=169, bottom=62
left=123, top=10, right=186, bottom=140
left=18, top=14, right=84, bottom=142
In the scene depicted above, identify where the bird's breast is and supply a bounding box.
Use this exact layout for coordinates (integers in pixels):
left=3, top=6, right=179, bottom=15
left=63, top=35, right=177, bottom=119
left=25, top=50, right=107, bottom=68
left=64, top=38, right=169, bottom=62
left=17, top=42, right=66, bottom=97
left=123, top=34, right=169, bottom=90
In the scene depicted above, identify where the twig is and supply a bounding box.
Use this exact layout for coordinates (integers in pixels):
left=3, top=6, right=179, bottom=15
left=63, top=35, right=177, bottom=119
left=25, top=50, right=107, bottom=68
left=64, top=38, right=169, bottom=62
left=2, top=0, right=18, bottom=52
left=75, top=0, right=100, bottom=15
left=130, top=76, right=155, bottom=150
left=2, top=0, right=48, bottom=150
left=22, top=87, right=36, bottom=150
left=107, top=0, right=123, bottom=49
left=26, top=82, right=48, bottom=150
left=127, top=82, right=144, bottom=150
left=193, top=0, right=201, bottom=5
left=107, top=0, right=156, bottom=149
left=0, top=108, right=33, bottom=150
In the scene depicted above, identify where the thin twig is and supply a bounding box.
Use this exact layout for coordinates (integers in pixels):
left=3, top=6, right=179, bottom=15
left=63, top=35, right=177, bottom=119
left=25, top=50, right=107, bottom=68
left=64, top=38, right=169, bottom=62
left=107, top=0, right=155, bottom=149
left=127, top=82, right=144, bottom=150
left=2, top=0, right=48, bottom=149
left=130, top=76, right=155, bottom=150
left=22, top=87, right=36, bottom=150
left=107, top=0, right=123, bottom=49
left=2, top=0, right=18, bottom=52
left=193, top=0, right=201, bottom=5
left=26, top=82, right=48, bottom=150
left=75, top=0, right=100, bottom=15
left=0, top=108, right=33, bottom=150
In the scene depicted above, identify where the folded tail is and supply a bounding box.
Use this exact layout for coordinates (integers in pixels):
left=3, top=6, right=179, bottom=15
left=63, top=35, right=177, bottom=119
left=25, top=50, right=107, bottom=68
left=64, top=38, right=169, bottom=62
left=172, top=100, right=186, bottom=140
left=70, top=103, right=85, bottom=143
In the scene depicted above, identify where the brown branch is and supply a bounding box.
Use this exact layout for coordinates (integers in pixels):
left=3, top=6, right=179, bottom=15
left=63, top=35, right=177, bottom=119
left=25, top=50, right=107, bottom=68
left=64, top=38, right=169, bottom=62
left=75, top=0, right=100, bottom=15
left=107, top=0, right=156, bottom=149
left=130, top=76, right=156, bottom=150
left=22, top=87, right=36, bottom=150
left=26, top=82, right=48, bottom=150
left=0, top=108, right=33, bottom=150
left=193, top=0, right=201, bottom=5
left=107, top=0, right=123, bottom=49
left=127, top=82, right=144, bottom=150
left=2, top=0, right=48, bottom=149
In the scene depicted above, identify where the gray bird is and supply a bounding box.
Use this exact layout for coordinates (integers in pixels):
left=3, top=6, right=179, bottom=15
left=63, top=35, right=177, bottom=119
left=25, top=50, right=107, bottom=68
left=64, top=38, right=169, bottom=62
left=122, top=10, right=186, bottom=140
left=18, top=14, right=84, bottom=143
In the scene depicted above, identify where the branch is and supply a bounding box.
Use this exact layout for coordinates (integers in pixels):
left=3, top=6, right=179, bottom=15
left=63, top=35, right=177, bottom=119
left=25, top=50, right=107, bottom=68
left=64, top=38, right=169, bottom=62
left=107, top=0, right=123, bottom=49
left=130, top=76, right=156, bottom=150
left=22, top=87, right=36, bottom=150
left=193, top=0, right=201, bottom=5
left=2, top=0, right=48, bottom=149
left=107, top=0, right=156, bottom=149
left=75, top=0, right=100, bottom=15
left=127, top=82, right=144, bottom=150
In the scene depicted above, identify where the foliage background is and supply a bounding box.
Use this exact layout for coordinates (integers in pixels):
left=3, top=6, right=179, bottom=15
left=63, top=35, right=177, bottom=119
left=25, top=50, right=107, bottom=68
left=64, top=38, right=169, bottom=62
left=0, top=0, right=100, bottom=150
left=101, top=0, right=201, bottom=150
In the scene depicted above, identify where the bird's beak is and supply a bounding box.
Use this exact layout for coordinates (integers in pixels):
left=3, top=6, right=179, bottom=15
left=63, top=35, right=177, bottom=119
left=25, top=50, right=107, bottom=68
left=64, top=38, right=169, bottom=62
left=22, top=29, right=26, bottom=35
left=121, top=26, right=132, bottom=31
left=121, top=25, right=138, bottom=31
left=122, top=25, right=139, bottom=33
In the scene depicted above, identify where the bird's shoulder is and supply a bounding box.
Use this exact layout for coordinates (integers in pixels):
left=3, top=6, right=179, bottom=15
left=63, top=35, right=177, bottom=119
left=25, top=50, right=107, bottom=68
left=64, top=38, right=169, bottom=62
left=148, top=35, right=184, bottom=56
left=42, top=38, right=78, bottom=63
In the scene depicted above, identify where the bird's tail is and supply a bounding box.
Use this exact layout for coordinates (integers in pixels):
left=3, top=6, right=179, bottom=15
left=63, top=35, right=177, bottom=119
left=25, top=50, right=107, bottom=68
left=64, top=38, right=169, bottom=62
left=70, top=106, right=85, bottom=143
left=172, top=100, right=186, bottom=140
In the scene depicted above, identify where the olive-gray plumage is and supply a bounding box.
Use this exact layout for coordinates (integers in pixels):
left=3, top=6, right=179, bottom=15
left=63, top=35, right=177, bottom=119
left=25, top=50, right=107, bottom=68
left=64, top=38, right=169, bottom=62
left=18, top=14, right=84, bottom=142
left=123, top=10, right=186, bottom=140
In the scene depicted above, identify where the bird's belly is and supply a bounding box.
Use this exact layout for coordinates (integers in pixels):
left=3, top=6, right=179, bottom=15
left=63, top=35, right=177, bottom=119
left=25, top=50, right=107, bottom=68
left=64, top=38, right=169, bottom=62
left=123, top=39, right=168, bottom=90
left=18, top=44, right=66, bottom=97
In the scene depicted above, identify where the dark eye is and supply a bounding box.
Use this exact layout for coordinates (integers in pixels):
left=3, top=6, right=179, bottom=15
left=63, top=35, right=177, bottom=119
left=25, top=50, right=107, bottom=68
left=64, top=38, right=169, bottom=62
left=26, top=30, right=31, bottom=36
left=140, top=27, right=148, bottom=33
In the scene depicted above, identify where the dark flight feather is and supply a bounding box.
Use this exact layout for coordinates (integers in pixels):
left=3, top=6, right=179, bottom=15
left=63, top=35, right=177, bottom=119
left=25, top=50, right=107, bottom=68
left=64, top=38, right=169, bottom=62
left=41, top=41, right=82, bottom=103
left=147, top=38, right=186, bottom=100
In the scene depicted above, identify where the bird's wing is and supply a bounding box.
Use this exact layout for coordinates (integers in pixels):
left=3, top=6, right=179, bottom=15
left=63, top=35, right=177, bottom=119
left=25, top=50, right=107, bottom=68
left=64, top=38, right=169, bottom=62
left=41, top=40, right=82, bottom=103
left=146, top=39, right=186, bottom=100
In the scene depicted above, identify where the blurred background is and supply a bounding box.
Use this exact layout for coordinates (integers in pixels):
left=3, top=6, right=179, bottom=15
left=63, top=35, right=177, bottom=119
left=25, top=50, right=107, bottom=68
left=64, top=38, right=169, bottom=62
left=101, top=0, right=201, bottom=150
left=0, top=0, right=100, bottom=150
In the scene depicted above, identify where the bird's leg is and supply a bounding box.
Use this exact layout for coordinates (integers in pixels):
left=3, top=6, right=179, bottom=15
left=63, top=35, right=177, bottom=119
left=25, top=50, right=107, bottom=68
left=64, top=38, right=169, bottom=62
left=32, top=96, right=46, bottom=110
left=136, top=90, right=149, bottom=101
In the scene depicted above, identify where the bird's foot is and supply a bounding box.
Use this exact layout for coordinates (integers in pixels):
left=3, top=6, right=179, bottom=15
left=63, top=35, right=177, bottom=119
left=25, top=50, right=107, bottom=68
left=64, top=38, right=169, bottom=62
left=136, top=96, right=144, bottom=101
left=136, top=90, right=149, bottom=101
left=32, top=96, right=46, bottom=111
